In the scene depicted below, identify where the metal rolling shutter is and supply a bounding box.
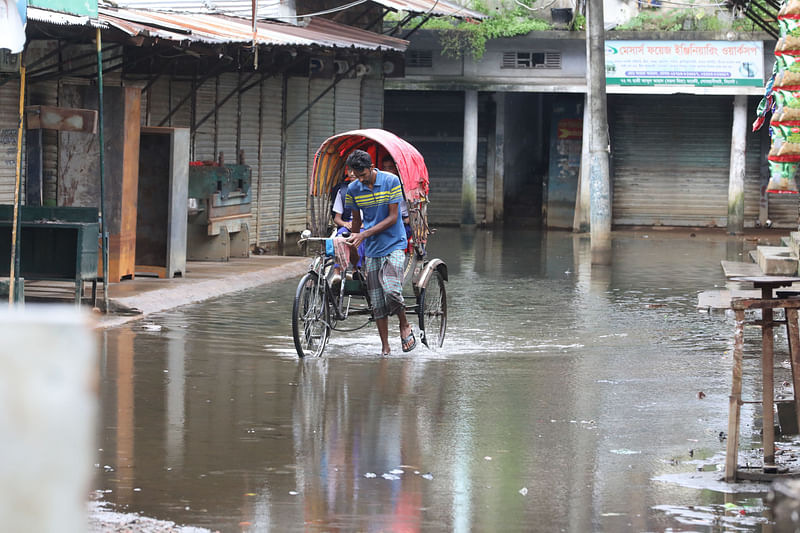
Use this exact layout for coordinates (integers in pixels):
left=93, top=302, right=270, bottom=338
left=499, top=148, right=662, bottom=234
left=217, top=73, right=239, bottom=164
left=360, top=78, right=383, bottom=128
left=239, top=74, right=260, bottom=245
left=169, top=79, right=192, bottom=129
left=761, top=93, right=800, bottom=228
left=257, top=77, right=283, bottom=244
left=25, top=43, right=59, bottom=205
left=335, top=78, right=361, bottom=132
left=147, top=78, right=170, bottom=129
left=28, top=79, right=58, bottom=205
left=768, top=193, right=799, bottom=228
left=385, top=91, right=469, bottom=225
left=308, top=79, right=335, bottom=230
left=193, top=79, right=216, bottom=161
left=743, top=98, right=763, bottom=226
left=420, top=139, right=462, bottom=224
left=610, top=94, right=743, bottom=227
left=477, top=141, right=487, bottom=221
left=284, top=77, right=310, bottom=233
left=0, top=80, right=20, bottom=203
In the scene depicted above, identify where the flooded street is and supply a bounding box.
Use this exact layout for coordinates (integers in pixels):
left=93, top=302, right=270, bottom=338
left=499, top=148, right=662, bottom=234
left=96, top=227, right=782, bottom=532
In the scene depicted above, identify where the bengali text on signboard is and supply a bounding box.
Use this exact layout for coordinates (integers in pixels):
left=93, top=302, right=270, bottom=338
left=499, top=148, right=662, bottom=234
left=605, top=41, right=763, bottom=87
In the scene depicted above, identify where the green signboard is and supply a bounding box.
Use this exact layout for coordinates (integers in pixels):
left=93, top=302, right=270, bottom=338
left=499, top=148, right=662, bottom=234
left=29, top=0, right=97, bottom=18
left=605, top=41, right=764, bottom=88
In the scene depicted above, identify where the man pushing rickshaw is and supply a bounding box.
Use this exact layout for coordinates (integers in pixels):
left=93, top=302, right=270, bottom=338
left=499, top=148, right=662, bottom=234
left=292, top=129, right=448, bottom=358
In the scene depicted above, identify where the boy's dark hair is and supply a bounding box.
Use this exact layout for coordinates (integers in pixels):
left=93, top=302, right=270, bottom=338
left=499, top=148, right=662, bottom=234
left=346, top=149, right=372, bottom=171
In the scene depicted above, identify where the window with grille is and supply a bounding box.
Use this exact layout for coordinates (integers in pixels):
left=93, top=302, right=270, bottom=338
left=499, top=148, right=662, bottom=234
left=501, top=51, right=561, bottom=69
left=407, top=50, right=433, bottom=68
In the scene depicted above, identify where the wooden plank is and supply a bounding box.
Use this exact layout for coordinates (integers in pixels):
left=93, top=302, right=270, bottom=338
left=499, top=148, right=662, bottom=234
left=787, top=309, right=800, bottom=437
left=763, top=306, right=776, bottom=470
left=698, top=289, right=761, bottom=309
left=725, top=308, right=746, bottom=482
left=721, top=260, right=763, bottom=278
left=732, top=297, right=800, bottom=310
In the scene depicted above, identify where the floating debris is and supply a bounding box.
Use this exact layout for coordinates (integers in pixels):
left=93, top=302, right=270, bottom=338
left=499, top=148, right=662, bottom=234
left=364, top=472, right=377, bottom=478
left=382, top=473, right=401, bottom=481
left=519, top=487, right=528, bottom=495
left=421, top=473, right=434, bottom=480
left=610, top=449, right=641, bottom=455
left=388, top=468, right=404, bottom=475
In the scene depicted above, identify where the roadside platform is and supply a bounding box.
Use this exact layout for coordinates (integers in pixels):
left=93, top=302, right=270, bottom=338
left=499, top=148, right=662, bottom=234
left=28, top=255, right=309, bottom=329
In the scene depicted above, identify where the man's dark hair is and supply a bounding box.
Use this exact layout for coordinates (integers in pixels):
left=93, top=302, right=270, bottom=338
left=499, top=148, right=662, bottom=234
left=346, top=149, right=372, bottom=171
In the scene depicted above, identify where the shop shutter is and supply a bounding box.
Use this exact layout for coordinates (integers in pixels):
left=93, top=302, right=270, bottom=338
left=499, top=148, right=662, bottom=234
left=360, top=78, right=383, bottom=128
left=335, top=78, right=361, bottom=132
left=609, top=94, right=761, bottom=227
left=239, top=73, right=260, bottom=245
left=0, top=80, right=20, bottom=203
left=193, top=78, right=216, bottom=161
left=308, top=79, right=335, bottom=231
left=743, top=98, right=763, bottom=226
left=28, top=79, right=58, bottom=206
left=169, top=79, right=192, bottom=129
left=767, top=193, right=799, bottom=228
left=257, top=77, right=283, bottom=244
left=217, top=73, right=239, bottom=164
left=385, top=91, right=477, bottom=225
left=25, top=43, right=59, bottom=205
left=147, top=78, right=170, bottom=129
left=284, top=77, right=310, bottom=233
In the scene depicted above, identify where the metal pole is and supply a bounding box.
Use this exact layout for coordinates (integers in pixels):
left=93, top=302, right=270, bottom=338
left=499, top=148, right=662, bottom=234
left=9, top=64, right=25, bottom=305
left=587, top=0, right=611, bottom=264
left=97, top=28, right=109, bottom=313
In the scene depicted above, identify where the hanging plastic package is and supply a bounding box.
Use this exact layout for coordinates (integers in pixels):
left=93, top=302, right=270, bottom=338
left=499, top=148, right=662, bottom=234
left=767, top=160, right=800, bottom=193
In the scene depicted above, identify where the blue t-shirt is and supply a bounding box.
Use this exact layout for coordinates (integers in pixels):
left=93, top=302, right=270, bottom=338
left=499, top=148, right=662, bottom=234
left=345, top=170, right=407, bottom=258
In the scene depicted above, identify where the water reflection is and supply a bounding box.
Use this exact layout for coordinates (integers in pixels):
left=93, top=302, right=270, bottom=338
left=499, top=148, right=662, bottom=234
left=95, top=228, right=779, bottom=532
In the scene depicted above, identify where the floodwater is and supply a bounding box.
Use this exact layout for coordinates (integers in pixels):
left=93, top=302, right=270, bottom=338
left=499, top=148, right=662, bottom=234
left=95, top=227, right=789, bottom=532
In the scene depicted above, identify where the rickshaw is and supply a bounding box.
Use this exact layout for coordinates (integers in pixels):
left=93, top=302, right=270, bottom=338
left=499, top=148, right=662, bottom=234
left=292, top=129, right=448, bottom=358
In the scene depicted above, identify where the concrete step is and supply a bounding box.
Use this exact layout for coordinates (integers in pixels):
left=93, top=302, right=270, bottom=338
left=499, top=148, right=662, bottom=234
left=791, top=231, right=800, bottom=257
left=757, top=245, right=799, bottom=275
left=721, top=260, right=763, bottom=277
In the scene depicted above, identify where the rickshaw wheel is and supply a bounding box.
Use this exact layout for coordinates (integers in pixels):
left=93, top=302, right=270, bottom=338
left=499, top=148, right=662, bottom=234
left=292, top=273, right=330, bottom=358
left=418, top=271, right=447, bottom=349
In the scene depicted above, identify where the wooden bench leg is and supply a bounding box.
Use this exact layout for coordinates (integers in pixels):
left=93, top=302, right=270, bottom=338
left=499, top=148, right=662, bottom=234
left=788, top=309, right=800, bottom=437
left=726, top=309, right=746, bottom=482
left=764, top=307, right=776, bottom=471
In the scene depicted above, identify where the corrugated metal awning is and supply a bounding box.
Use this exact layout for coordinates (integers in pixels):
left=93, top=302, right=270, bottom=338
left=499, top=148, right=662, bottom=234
left=28, top=6, right=409, bottom=51
left=104, top=0, right=485, bottom=20
left=367, top=0, right=483, bottom=19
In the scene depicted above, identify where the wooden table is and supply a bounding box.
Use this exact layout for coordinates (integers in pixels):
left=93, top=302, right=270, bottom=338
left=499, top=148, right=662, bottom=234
left=726, top=276, right=800, bottom=481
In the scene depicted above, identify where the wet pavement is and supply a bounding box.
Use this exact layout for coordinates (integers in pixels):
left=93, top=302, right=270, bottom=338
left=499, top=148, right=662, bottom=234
left=93, top=227, right=795, bottom=532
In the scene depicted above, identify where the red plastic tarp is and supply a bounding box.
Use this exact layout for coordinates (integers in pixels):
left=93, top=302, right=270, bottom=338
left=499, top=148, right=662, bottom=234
left=309, top=128, right=429, bottom=202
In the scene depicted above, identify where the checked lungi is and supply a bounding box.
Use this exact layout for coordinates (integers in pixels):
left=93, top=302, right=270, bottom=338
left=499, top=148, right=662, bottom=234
left=364, top=249, right=406, bottom=319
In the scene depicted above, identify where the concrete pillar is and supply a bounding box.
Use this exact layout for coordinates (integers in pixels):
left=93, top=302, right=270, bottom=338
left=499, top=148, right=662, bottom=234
left=727, top=94, right=747, bottom=234
left=0, top=307, right=96, bottom=533
left=573, top=97, right=591, bottom=232
left=587, top=0, right=611, bottom=264
left=492, top=92, right=505, bottom=223
left=462, top=89, right=478, bottom=226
